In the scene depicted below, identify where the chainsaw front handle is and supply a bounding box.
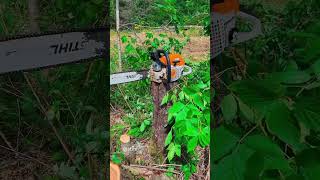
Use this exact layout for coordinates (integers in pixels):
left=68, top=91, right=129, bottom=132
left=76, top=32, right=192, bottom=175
left=182, top=65, right=192, bottom=76
left=232, top=11, right=262, bottom=44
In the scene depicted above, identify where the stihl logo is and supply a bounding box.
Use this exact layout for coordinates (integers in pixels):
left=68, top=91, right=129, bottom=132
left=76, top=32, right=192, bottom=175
left=50, top=41, right=85, bottom=54
left=126, top=74, right=137, bottom=78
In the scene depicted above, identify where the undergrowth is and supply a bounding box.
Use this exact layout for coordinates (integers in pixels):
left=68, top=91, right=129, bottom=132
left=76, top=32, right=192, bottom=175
left=213, top=0, right=320, bottom=179
left=0, top=0, right=107, bottom=179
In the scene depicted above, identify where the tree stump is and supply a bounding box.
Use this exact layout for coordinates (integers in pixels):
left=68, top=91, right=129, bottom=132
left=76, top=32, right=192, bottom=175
left=151, top=81, right=177, bottom=153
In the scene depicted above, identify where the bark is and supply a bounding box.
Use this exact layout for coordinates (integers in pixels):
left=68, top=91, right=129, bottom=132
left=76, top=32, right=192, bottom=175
left=151, top=81, right=177, bottom=153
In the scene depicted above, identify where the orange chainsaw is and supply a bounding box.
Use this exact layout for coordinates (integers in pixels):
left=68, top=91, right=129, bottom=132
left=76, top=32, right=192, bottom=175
left=211, top=0, right=262, bottom=58
left=110, top=50, right=192, bottom=85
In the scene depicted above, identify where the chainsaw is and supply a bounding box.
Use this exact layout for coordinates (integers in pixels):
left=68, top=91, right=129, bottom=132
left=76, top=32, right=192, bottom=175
left=110, top=50, right=192, bottom=85
left=211, top=0, right=262, bottom=58
left=0, top=27, right=108, bottom=74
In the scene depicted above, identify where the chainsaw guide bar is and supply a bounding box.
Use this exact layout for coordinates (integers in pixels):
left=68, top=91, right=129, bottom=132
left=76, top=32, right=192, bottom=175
left=0, top=27, right=108, bottom=75
left=110, top=70, right=149, bottom=85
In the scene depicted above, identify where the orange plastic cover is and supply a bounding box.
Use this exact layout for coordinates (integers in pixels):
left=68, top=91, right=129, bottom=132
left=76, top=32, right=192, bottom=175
left=212, top=0, right=239, bottom=14
left=159, top=54, right=185, bottom=66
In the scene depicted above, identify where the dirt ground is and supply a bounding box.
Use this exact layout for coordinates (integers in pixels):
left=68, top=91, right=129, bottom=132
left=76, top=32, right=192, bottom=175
left=110, top=29, right=210, bottom=63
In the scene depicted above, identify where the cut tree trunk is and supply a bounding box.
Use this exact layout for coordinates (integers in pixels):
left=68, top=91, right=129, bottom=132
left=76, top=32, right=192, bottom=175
left=151, top=81, right=177, bottom=153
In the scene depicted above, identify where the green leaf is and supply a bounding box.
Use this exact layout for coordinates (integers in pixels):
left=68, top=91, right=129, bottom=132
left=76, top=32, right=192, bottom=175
left=213, top=126, right=239, bottom=161
left=213, top=144, right=254, bottom=180
left=175, top=144, right=181, bottom=157
left=144, top=119, right=151, bottom=126
left=175, top=108, right=188, bottom=122
left=185, top=123, right=199, bottom=137
left=167, top=143, right=175, bottom=161
left=238, top=100, right=256, bottom=123
left=296, top=148, right=320, bottom=180
left=294, top=96, right=320, bottom=132
left=229, top=79, right=285, bottom=108
left=187, top=137, right=198, bottom=152
left=199, top=130, right=210, bottom=147
left=140, top=122, right=146, bottom=132
left=221, top=94, right=238, bottom=122
left=161, top=94, right=169, bottom=106
left=193, top=94, right=204, bottom=109
left=178, top=91, right=185, bottom=101
left=265, top=101, right=304, bottom=152
left=169, top=102, right=185, bottom=114
left=245, top=152, right=265, bottom=180
left=285, top=61, right=299, bottom=72
left=245, top=135, right=284, bottom=157
left=245, top=135, right=290, bottom=171
left=165, top=130, right=173, bottom=147
left=121, top=36, right=128, bottom=43
left=268, top=71, right=312, bottom=84
left=125, top=44, right=135, bottom=54
left=310, top=60, right=320, bottom=77
left=146, top=32, right=153, bottom=39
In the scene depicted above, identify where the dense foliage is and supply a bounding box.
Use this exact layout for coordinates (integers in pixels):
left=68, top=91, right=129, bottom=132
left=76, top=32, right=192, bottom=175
left=0, top=0, right=107, bottom=179
left=110, top=0, right=209, bottom=28
left=213, top=0, right=320, bottom=179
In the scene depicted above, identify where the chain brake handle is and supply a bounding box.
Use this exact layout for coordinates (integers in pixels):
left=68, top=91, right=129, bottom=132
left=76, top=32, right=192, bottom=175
left=182, top=65, right=192, bottom=76
left=232, top=11, right=262, bottom=44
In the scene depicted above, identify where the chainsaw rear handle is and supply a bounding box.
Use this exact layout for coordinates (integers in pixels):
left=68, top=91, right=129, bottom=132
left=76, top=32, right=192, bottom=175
left=150, top=49, right=172, bottom=83
left=232, top=11, right=262, bottom=44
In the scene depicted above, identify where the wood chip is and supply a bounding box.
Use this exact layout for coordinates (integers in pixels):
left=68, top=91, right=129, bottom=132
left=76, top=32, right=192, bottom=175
left=110, top=162, right=121, bottom=180
left=120, top=134, right=130, bottom=144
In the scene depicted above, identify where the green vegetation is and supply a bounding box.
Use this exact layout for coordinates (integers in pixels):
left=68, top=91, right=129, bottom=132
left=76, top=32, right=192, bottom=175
left=110, top=0, right=209, bottom=179
left=213, top=0, right=320, bottom=179
left=0, top=0, right=107, bottom=179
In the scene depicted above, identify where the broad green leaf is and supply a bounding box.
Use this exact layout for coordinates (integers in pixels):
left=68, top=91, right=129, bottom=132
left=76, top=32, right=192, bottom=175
left=245, top=135, right=284, bottom=157
left=187, top=137, right=198, bottom=152
left=305, top=38, right=320, bottom=62
left=125, top=44, right=136, bottom=54
left=193, top=94, right=204, bottom=109
left=165, top=130, right=173, bottom=147
left=213, top=144, right=254, bottom=180
left=221, top=94, right=238, bottom=122
left=169, top=102, right=185, bottom=114
left=295, top=148, right=320, bottom=169
left=294, top=96, right=320, bottom=132
left=229, top=79, right=286, bottom=109
left=167, top=143, right=175, bottom=161
left=161, top=94, right=169, bottom=106
left=213, top=126, right=240, bottom=161
left=175, top=144, right=181, bottom=157
left=244, top=152, right=265, bottom=180
left=265, top=101, right=303, bottom=152
left=245, top=135, right=290, bottom=171
left=238, top=100, right=256, bottom=123
left=178, top=91, right=185, bottom=101
left=199, top=129, right=210, bottom=147
left=184, top=123, right=198, bottom=137
left=285, top=61, right=299, bottom=72
left=175, top=108, right=187, bottom=122
left=296, top=149, right=320, bottom=180
left=121, top=36, right=128, bottom=43
left=310, top=60, right=320, bottom=77
left=268, top=71, right=312, bottom=84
